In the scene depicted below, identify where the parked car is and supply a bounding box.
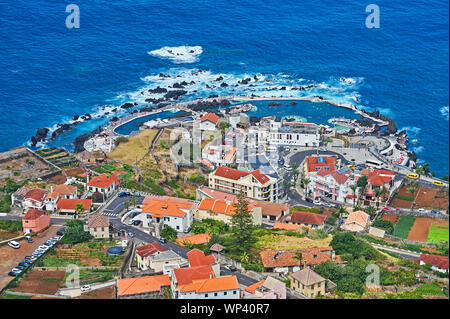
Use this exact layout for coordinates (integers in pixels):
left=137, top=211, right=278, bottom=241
left=39, top=245, right=49, bottom=250
left=433, top=180, right=444, bottom=186
left=18, top=261, right=31, bottom=268
left=15, top=265, right=25, bottom=271
left=431, top=209, right=442, bottom=214
left=127, top=219, right=134, bottom=225
left=23, top=257, right=33, bottom=263
left=11, top=267, right=22, bottom=273
left=159, top=237, right=167, bottom=244
left=8, top=271, right=19, bottom=277
left=118, top=192, right=130, bottom=197
left=127, top=232, right=134, bottom=238
left=129, top=211, right=138, bottom=218
left=407, top=173, right=419, bottom=180
left=305, top=197, right=313, bottom=203
left=25, top=236, right=33, bottom=243
left=80, top=285, right=91, bottom=292
left=417, top=208, right=425, bottom=213
left=8, top=241, right=20, bottom=249
left=132, top=220, right=141, bottom=226
left=56, top=227, right=67, bottom=236
left=224, top=264, right=237, bottom=272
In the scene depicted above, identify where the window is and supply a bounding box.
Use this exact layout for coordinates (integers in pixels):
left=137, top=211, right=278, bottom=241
left=205, top=293, right=208, bottom=298
left=176, top=226, right=180, bottom=230
left=214, top=292, right=218, bottom=296
left=224, top=291, right=227, bottom=296
left=233, top=291, right=237, bottom=295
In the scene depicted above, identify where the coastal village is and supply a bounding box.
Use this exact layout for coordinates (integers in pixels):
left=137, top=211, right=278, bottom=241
left=0, top=92, right=448, bottom=300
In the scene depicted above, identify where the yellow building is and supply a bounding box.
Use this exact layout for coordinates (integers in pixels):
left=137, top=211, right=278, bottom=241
left=208, top=166, right=280, bottom=202
left=289, top=268, right=326, bottom=298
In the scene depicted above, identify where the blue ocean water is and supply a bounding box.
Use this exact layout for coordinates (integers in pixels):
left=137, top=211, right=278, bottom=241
left=0, top=0, right=448, bottom=175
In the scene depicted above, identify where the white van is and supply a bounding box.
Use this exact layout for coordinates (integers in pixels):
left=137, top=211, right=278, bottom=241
left=8, top=241, right=20, bottom=249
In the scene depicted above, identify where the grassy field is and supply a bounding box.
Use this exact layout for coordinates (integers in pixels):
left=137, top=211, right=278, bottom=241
left=255, top=234, right=332, bottom=250
left=393, top=216, right=416, bottom=239
left=427, top=224, right=449, bottom=244
left=414, top=283, right=446, bottom=297
left=108, top=129, right=158, bottom=165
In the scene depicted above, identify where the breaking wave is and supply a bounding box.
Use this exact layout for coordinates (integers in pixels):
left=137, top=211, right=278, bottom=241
left=148, top=46, right=203, bottom=64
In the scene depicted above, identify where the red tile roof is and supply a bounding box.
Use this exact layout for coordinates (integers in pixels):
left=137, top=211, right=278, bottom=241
left=363, top=169, right=395, bottom=186
left=136, top=242, right=167, bottom=258
left=198, top=187, right=288, bottom=218
left=56, top=198, right=92, bottom=210
left=87, top=215, right=109, bottom=228
left=173, top=265, right=215, bottom=286
left=24, top=189, right=47, bottom=202
left=187, top=249, right=216, bottom=267
left=23, top=209, right=45, bottom=221
left=142, top=199, right=194, bottom=218
left=199, top=113, right=220, bottom=125
left=419, top=254, right=449, bottom=270
left=213, top=166, right=271, bottom=185
left=305, top=156, right=337, bottom=173
left=180, top=276, right=239, bottom=293
left=176, top=233, right=211, bottom=246
left=260, top=247, right=341, bottom=268
left=117, top=275, right=170, bottom=296
left=87, top=174, right=120, bottom=188
left=289, top=211, right=327, bottom=226
left=245, top=280, right=265, bottom=294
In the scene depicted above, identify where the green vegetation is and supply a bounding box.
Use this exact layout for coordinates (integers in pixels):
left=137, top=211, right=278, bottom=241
left=188, top=173, right=207, bottom=185
left=372, top=218, right=395, bottom=234
left=59, top=220, right=93, bottom=245
left=414, top=283, right=445, bottom=297
left=0, top=294, right=32, bottom=299
left=191, top=219, right=229, bottom=235
left=290, top=206, right=323, bottom=214
left=0, top=220, right=22, bottom=232
left=330, top=232, right=382, bottom=261
left=392, top=216, right=416, bottom=239
left=427, top=224, right=449, bottom=244
left=228, top=192, right=256, bottom=255
left=161, top=225, right=178, bottom=242
left=394, top=194, right=414, bottom=201
left=143, top=178, right=166, bottom=195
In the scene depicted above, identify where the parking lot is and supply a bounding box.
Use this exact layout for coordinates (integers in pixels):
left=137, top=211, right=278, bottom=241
left=0, top=225, right=59, bottom=291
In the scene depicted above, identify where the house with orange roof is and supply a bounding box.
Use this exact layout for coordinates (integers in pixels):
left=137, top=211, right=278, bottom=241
left=44, top=184, right=78, bottom=211
left=304, top=156, right=338, bottom=178
left=141, top=198, right=196, bottom=232
left=307, top=166, right=352, bottom=203
left=195, top=197, right=262, bottom=226
left=198, top=112, right=221, bottom=131
left=196, top=187, right=289, bottom=223
left=135, top=242, right=188, bottom=272
left=87, top=173, right=120, bottom=199
left=176, top=233, right=211, bottom=247
left=260, top=247, right=343, bottom=274
left=342, top=211, right=370, bottom=232
left=288, top=210, right=327, bottom=229
left=187, top=249, right=220, bottom=277
left=11, top=186, right=34, bottom=208
left=170, top=264, right=215, bottom=298
left=84, top=215, right=110, bottom=239
left=243, top=276, right=286, bottom=299
left=22, top=209, right=50, bottom=234
left=360, top=169, right=395, bottom=202
left=56, top=198, right=93, bottom=215
left=23, top=188, right=47, bottom=211
left=273, top=222, right=301, bottom=231
left=208, top=166, right=280, bottom=202
left=117, top=274, right=171, bottom=298
left=177, top=275, right=240, bottom=299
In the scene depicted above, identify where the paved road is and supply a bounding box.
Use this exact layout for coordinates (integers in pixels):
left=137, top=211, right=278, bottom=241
left=101, top=195, right=144, bottom=217
left=57, top=279, right=116, bottom=298
left=370, top=243, right=421, bottom=260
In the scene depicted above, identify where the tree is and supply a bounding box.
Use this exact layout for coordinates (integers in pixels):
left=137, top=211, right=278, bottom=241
left=60, top=220, right=92, bottom=245
left=350, top=184, right=358, bottom=207
left=372, top=218, right=394, bottom=234
left=74, top=203, right=85, bottom=218
left=161, top=226, right=178, bottom=242
left=364, top=205, right=377, bottom=216
left=129, top=196, right=136, bottom=208
left=229, top=192, right=256, bottom=255
left=294, top=252, right=303, bottom=265
left=407, top=186, right=416, bottom=206
left=240, top=251, right=250, bottom=264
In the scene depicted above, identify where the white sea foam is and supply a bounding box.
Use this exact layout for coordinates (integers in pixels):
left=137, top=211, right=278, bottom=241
left=148, top=46, right=203, bottom=64
left=399, top=126, right=421, bottom=136
left=412, top=146, right=424, bottom=154
left=440, top=106, right=449, bottom=121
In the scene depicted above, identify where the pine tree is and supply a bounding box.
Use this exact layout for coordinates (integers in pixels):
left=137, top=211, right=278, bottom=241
left=230, top=191, right=256, bottom=255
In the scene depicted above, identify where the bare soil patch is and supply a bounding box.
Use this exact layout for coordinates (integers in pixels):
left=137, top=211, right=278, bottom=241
left=381, top=213, right=400, bottom=225
left=12, top=269, right=65, bottom=295
left=407, top=217, right=449, bottom=242
left=74, top=286, right=115, bottom=299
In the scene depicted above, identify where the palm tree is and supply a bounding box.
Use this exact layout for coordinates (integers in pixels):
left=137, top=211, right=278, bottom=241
left=74, top=203, right=85, bottom=219
left=129, top=196, right=136, bottom=209
left=240, top=251, right=250, bottom=264
left=364, top=205, right=377, bottom=216
left=350, top=184, right=358, bottom=207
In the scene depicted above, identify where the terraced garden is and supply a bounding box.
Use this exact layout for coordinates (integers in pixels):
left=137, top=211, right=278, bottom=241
left=392, top=216, right=416, bottom=239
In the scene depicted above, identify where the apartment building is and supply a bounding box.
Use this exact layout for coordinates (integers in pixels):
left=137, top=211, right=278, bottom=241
left=208, top=166, right=279, bottom=202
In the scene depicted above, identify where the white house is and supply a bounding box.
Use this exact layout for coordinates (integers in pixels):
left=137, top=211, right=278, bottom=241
left=308, top=167, right=352, bottom=203
left=141, top=198, right=195, bottom=233
left=86, top=173, right=120, bottom=199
